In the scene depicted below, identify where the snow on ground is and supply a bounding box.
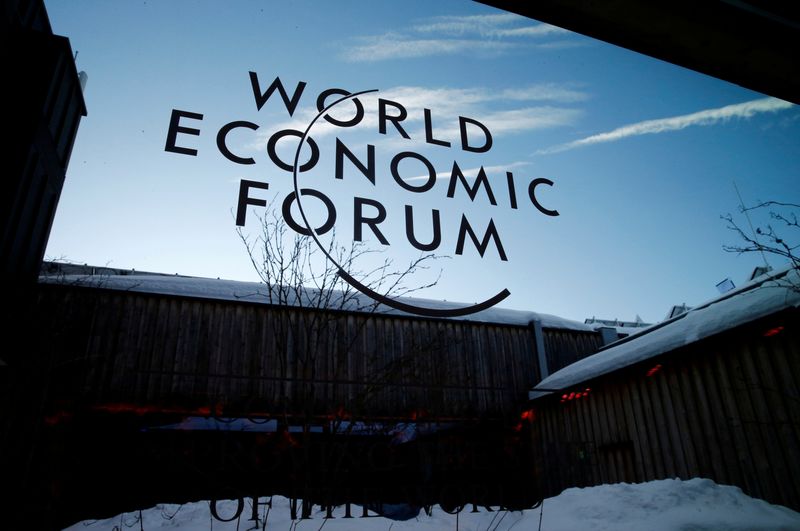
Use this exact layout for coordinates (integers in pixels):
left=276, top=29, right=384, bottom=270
left=63, top=478, right=800, bottom=530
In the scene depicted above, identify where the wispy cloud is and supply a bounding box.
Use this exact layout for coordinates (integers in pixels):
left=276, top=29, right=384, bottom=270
left=493, top=25, right=568, bottom=38
left=411, top=14, right=566, bottom=38
left=248, top=85, right=585, bottom=150
left=341, top=12, right=573, bottom=63
left=411, top=13, right=518, bottom=34
left=500, top=84, right=588, bottom=103
left=343, top=34, right=514, bottom=62
left=433, top=107, right=582, bottom=142
left=538, top=97, right=795, bottom=154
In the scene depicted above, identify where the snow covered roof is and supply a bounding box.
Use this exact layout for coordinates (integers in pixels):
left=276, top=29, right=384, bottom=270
left=584, top=321, right=651, bottom=338
left=38, top=272, right=594, bottom=331
left=534, top=265, right=800, bottom=392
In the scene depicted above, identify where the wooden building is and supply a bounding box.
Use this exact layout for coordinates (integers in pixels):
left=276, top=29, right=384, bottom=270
left=1, top=3, right=87, bottom=527
left=34, top=270, right=606, bottom=423
left=2, top=0, right=86, bottom=281
left=529, top=267, right=800, bottom=511
left=18, top=268, right=611, bottom=528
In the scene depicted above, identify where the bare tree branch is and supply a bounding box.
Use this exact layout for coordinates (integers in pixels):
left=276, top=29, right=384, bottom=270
left=722, top=199, right=800, bottom=291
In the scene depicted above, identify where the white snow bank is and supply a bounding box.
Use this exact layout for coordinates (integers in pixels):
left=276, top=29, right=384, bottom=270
left=62, top=478, right=800, bottom=530
left=536, top=266, right=800, bottom=392
left=541, top=478, right=800, bottom=531
left=38, top=273, right=593, bottom=331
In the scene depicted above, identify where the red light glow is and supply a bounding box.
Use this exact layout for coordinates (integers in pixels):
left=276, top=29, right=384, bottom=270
left=646, top=364, right=663, bottom=377
left=764, top=326, right=785, bottom=337
left=560, top=388, right=591, bottom=404
left=92, top=403, right=221, bottom=417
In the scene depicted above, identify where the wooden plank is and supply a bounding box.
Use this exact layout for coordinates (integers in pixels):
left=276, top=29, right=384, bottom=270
left=249, top=305, right=266, bottom=412
left=365, top=319, right=386, bottom=414
left=487, top=325, right=503, bottom=413
left=466, top=324, right=481, bottom=412
left=570, top=397, right=588, bottom=486
left=489, top=325, right=506, bottom=414
left=202, top=303, right=220, bottom=403
left=600, top=392, right=619, bottom=484
left=609, top=379, right=636, bottom=482
left=251, top=305, right=267, bottom=409
left=134, top=296, right=159, bottom=403
left=577, top=389, right=601, bottom=486
left=655, top=363, right=690, bottom=478
left=450, top=321, right=464, bottom=414
left=432, top=319, right=448, bottom=415
left=569, top=400, right=587, bottom=485
left=538, top=406, right=556, bottom=497
left=733, top=338, right=782, bottom=504
left=553, top=403, right=574, bottom=485
left=683, top=355, right=727, bottom=483
left=750, top=336, right=800, bottom=509
left=509, top=326, right=527, bottom=405
left=285, top=309, right=298, bottom=409
left=696, top=347, right=743, bottom=488
left=560, top=398, right=577, bottom=468
left=104, top=293, right=128, bottom=400
left=597, top=387, right=619, bottom=483
left=585, top=384, right=609, bottom=484
left=391, top=317, right=405, bottom=410
left=711, top=344, right=761, bottom=498
left=578, top=399, right=597, bottom=487
left=548, top=403, right=568, bottom=495
left=128, top=295, right=151, bottom=402
left=111, top=292, right=139, bottom=400
left=618, top=380, right=647, bottom=482
left=287, top=308, right=299, bottom=407
left=642, top=372, right=676, bottom=477
left=382, top=314, right=396, bottom=415
left=157, top=297, right=179, bottom=402
left=181, top=300, right=203, bottom=400
left=634, top=375, right=665, bottom=478
left=519, top=327, right=537, bottom=386
left=663, top=361, right=699, bottom=476
left=82, top=291, right=114, bottom=402
left=678, top=356, right=722, bottom=478
left=623, top=378, right=655, bottom=481
left=234, top=304, right=249, bottom=404
left=259, top=306, right=276, bottom=406
left=142, top=297, right=167, bottom=402
left=769, top=330, right=800, bottom=503
left=456, top=322, right=472, bottom=409
left=610, top=381, right=633, bottom=483
left=167, top=298, right=187, bottom=398
left=323, top=312, right=338, bottom=410
left=774, top=328, right=800, bottom=457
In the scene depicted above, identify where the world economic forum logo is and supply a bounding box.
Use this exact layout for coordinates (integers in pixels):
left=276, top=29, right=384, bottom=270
left=165, top=73, right=559, bottom=317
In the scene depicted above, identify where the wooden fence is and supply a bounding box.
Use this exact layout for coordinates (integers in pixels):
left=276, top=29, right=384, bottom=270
left=32, top=282, right=604, bottom=422
left=542, top=327, right=604, bottom=374
left=532, top=307, right=800, bottom=511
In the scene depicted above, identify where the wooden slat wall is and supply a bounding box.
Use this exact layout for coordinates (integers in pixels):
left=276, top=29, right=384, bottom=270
left=543, top=328, right=604, bottom=373
left=533, top=309, right=800, bottom=511
left=32, top=283, right=593, bottom=421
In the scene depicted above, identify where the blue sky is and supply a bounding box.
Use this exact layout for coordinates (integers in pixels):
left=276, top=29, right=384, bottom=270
left=44, top=0, right=799, bottom=323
